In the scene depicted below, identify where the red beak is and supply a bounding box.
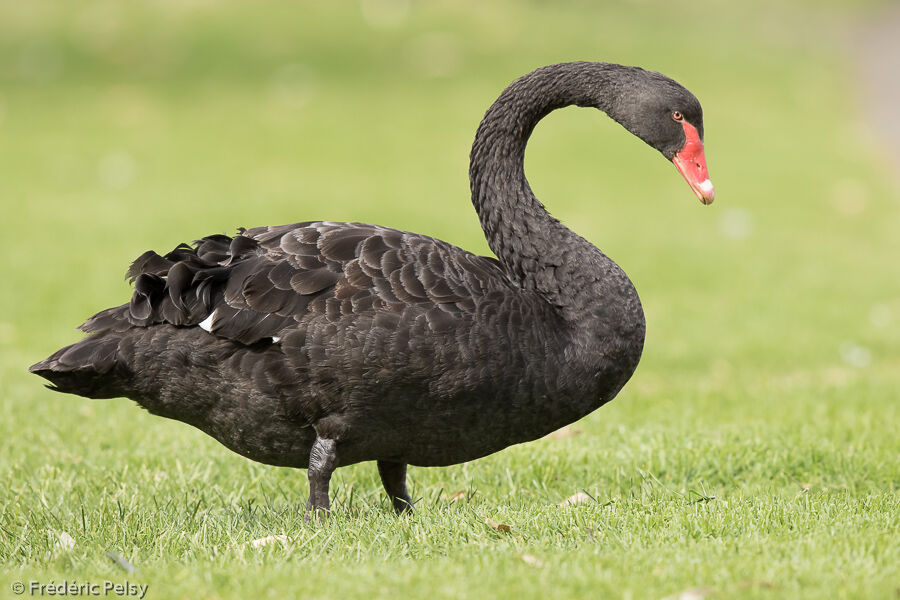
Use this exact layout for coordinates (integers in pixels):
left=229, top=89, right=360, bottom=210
left=672, top=121, right=714, bottom=205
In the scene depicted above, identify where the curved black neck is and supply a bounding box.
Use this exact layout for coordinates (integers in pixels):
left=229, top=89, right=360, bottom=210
left=468, top=63, right=628, bottom=319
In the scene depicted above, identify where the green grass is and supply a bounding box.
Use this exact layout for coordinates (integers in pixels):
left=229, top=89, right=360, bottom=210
left=2, top=1, right=899, bottom=598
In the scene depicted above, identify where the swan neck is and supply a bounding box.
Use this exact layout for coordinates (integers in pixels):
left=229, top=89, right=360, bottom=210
left=468, top=64, right=617, bottom=311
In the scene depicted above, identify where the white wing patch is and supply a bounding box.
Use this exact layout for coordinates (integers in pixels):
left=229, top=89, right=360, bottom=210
left=198, top=311, right=216, bottom=332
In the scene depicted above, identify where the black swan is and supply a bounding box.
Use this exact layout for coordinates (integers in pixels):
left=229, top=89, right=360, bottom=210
left=31, top=62, right=713, bottom=516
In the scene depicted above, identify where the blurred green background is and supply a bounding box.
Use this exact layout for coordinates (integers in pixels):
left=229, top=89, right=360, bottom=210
left=1, top=1, right=898, bottom=599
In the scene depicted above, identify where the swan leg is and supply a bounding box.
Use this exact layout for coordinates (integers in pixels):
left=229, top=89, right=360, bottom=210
left=305, top=436, right=338, bottom=521
left=377, top=460, right=415, bottom=514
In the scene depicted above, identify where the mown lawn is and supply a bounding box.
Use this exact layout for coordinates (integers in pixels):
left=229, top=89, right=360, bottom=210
left=1, top=1, right=898, bottom=598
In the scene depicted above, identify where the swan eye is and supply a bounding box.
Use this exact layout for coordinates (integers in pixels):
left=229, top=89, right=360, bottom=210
left=672, top=111, right=684, bottom=122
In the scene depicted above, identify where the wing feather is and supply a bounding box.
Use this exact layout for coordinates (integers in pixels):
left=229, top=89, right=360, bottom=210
left=81, top=221, right=514, bottom=345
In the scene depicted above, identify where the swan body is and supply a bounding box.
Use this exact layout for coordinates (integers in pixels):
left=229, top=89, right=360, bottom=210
left=31, top=62, right=713, bottom=514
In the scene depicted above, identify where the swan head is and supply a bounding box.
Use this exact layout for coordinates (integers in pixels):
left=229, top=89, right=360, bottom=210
left=600, top=66, right=715, bottom=205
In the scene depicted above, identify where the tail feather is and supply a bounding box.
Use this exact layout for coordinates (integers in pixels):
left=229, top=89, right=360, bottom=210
left=29, top=335, right=126, bottom=399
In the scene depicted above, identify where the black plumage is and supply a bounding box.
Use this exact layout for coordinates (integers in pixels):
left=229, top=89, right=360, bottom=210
left=30, top=62, right=713, bottom=516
